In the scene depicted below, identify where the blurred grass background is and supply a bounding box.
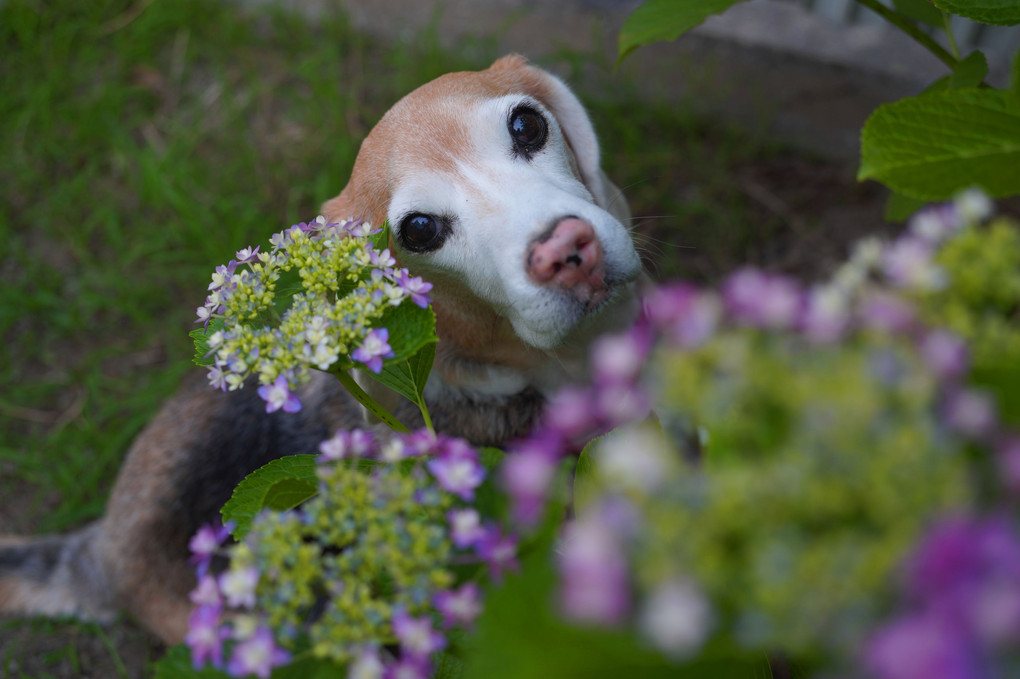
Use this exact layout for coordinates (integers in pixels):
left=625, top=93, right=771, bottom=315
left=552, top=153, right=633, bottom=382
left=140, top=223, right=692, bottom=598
left=0, top=0, right=885, bottom=675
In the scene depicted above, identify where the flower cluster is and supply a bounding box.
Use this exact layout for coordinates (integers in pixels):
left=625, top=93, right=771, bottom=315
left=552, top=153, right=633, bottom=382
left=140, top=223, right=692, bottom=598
left=498, top=190, right=1020, bottom=669
left=185, top=429, right=516, bottom=679
left=196, top=216, right=432, bottom=413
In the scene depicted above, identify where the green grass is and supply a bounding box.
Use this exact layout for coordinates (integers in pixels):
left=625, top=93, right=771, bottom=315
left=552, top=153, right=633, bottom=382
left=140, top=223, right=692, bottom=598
left=0, top=0, right=493, bottom=535
left=0, top=0, right=878, bottom=675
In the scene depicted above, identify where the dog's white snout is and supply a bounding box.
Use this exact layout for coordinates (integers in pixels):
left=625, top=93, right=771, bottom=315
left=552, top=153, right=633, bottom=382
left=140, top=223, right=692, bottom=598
left=526, top=216, right=608, bottom=307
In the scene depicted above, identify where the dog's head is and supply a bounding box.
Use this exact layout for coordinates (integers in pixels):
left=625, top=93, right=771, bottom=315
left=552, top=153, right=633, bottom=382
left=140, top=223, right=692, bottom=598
left=323, top=55, right=641, bottom=390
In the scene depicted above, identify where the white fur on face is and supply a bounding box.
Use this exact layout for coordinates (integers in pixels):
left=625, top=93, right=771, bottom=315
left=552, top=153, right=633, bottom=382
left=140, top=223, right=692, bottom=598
left=387, top=94, right=641, bottom=351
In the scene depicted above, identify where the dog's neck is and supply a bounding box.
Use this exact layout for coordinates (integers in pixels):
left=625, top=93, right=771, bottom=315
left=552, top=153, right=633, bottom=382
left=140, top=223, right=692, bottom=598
left=428, top=291, right=585, bottom=399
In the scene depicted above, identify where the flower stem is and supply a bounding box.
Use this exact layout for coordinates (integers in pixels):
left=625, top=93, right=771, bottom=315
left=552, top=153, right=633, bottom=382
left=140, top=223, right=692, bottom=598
left=941, top=9, right=961, bottom=60
left=333, top=369, right=411, bottom=433
left=854, top=0, right=959, bottom=71
left=417, top=397, right=435, bottom=436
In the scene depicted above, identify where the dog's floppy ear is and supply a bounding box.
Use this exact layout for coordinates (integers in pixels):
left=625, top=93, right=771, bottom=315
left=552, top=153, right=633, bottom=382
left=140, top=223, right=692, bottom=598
left=488, top=55, right=628, bottom=222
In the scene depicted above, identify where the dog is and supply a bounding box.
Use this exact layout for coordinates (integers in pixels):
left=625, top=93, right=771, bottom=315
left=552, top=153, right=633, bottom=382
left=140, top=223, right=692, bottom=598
left=0, top=54, right=642, bottom=644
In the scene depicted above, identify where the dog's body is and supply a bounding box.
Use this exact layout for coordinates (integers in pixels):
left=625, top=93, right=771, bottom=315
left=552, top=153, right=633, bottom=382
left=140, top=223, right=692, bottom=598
left=0, top=55, right=641, bottom=643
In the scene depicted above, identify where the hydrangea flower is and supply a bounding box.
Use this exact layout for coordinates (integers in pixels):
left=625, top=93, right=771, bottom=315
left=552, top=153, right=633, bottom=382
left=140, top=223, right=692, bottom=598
left=227, top=626, right=290, bottom=679
left=433, top=583, right=483, bottom=628
left=352, top=328, right=395, bottom=374
left=425, top=443, right=486, bottom=501
left=256, top=375, right=302, bottom=414
left=194, top=216, right=432, bottom=412
left=185, top=605, right=227, bottom=669
left=186, top=429, right=515, bottom=676
left=495, top=190, right=1020, bottom=672
left=391, top=609, right=447, bottom=657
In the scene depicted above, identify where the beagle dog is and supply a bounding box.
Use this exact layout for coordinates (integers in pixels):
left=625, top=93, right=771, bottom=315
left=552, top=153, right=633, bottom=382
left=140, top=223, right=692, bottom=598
left=0, top=54, right=642, bottom=643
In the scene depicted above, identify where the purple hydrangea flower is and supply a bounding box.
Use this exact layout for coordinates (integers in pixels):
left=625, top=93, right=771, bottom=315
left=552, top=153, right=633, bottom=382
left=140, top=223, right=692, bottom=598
left=399, top=429, right=444, bottom=458
left=590, top=328, right=650, bottom=384
left=943, top=389, right=997, bottom=439
left=908, top=517, right=1020, bottom=607
left=799, top=286, right=850, bottom=343
left=185, top=604, right=226, bottom=669
left=318, top=428, right=375, bottom=461
left=226, top=626, right=290, bottom=679
left=557, top=513, right=629, bottom=625
left=434, top=583, right=483, bottom=628
left=397, top=270, right=433, bottom=309
left=866, top=613, right=980, bottom=679
left=475, top=525, right=519, bottom=581
left=500, top=445, right=558, bottom=526
left=206, top=365, right=229, bottom=392
left=208, top=261, right=239, bottom=292
left=858, top=292, right=916, bottom=334
left=195, top=305, right=213, bottom=327
left=234, top=246, right=260, bottom=263
left=919, top=330, right=969, bottom=381
left=352, top=328, right=395, bottom=374
left=639, top=578, right=712, bottom=659
left=867, top=515, right=1020, bottom=676
left=219, top=566, right=260, bottom=609
left=595, top=381, right=651, bottom=429
left=369, top=246, right=397, bottom=269
left=256, top=375, right=302, bottom=414
left=391, top=609, right=446, bottom=658
left=643, top=284, right=721, bottom=348
left=447, top=508, right=486, bottom=548
left=999, top=438, right=1020, bottom=493
left=346, top=220, right=382, bottom=238
left=543, top=387, right=596, bottom=442
left=348, top=648, right=385, bottom=679
left=909, top=203, right=961, bottom=244
left=382, top=657, right=432, bottom=679
left=723, top=268, right=802, bottom=330
left=883, top=235, right=946, bottom=291
left=189, top=522, right=232, bottom=576
left=426, top=443, right=485, bottom=502
left=189, top=574, right=222, bottom=608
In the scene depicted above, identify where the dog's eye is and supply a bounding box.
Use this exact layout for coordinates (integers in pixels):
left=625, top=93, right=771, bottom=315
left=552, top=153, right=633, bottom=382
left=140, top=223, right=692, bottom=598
left=508, top=105, right=547, bottom=158
left=398, top=213, right=448, bottom=253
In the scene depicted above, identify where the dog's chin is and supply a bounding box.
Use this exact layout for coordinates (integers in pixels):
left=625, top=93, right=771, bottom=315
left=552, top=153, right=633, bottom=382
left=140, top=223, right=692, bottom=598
left=510, top=279, right=640, bottom=352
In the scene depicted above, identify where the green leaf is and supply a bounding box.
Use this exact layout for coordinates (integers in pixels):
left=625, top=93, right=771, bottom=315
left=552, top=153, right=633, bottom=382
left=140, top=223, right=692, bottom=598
left=190, top=318, right=226, bottom=367
left=462, top=540, right=770, bottom=679
left=884, top=190, right=927, bottom=222
left=922, top=75, right=951, bottom=95
left=948, top=50, right=989, bottom=88
left=971, top=364, right=1020, bottom=427
left=378, top=301, right=437, bottom=365
left=1011, top=48, right=1020, bottom=106
left=368, top=341, right=437, bottom=407
left=618, top=0, right=751, bottom=62
left=370, top=220, right=392, bottom=251
left=221, top=454, right=319, bottom=539
left=572, top=433, right=605, bottom=512
left=892, top=0, right=945, bottom=25
left=471, top=447, right=508, bottom=521
left=154, top=644, right=343, bottom=679
left=153, top=645, right=230, bottom=679
left=434, top=651, right=466, bottom=679
left=932, top=0, right=1020, bottom=25
left=858, top=88, right=1020, bottom=200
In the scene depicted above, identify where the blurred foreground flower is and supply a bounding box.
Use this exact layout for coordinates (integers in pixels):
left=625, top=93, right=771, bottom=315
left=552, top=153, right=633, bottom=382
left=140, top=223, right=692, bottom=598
left=496, top=190, right=1020, bottom=673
